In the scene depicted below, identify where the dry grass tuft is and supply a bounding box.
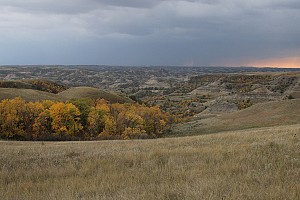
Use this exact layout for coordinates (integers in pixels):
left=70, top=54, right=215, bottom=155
left=0, top=124, right=299, bottom=199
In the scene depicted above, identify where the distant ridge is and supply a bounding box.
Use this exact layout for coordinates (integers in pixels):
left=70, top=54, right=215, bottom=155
left=0, top=81, right=133, bottom=103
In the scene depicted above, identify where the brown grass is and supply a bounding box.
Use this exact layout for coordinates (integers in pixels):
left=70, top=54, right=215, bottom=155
left=0, top=124, right=299, bottom=199
left=58, top=87, right=133, bottom=103
left=0, top=87, right=133, bottom=103
left=172, top=99, right=300, bottom=136
left=0, top=88, right=65, bottom=101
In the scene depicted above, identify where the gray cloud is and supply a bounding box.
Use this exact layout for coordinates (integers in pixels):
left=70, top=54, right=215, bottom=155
left=0, top=0, right=299, bottom=67
left=271, top=0, right=300, bottom=10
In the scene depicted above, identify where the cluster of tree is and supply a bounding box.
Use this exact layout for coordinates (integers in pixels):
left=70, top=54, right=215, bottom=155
left=0, top=79, right=66, bottom=94
left=0, top=80, right=33, bottom=89
left=0, top=97, right=172, bottom=140
left=23, top=79, right=67, bottom=93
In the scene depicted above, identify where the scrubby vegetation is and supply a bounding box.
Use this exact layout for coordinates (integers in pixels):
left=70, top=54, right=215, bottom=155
left=0, top=79, right=66, bottom=94
left=0, top=97, right=172, bottom=140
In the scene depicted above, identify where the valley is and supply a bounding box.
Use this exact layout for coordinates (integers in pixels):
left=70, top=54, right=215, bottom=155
left=1, top=65, right=300, bottom=199
left=1, top=66, right=300, bottom=119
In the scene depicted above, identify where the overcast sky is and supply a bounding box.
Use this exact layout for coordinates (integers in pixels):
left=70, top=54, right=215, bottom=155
left=0, top=0, right=299, bottom=67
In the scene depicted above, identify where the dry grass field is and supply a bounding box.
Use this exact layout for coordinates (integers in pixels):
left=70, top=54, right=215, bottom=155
left=0, top=88, right=65, bottom=102
left=0, top=124, right=299, bottom=200
left=172, top=99, right=300, bottom=136
left=58, top=87, right=133, bottom=103
left=0, top=86, right=133, bottom=103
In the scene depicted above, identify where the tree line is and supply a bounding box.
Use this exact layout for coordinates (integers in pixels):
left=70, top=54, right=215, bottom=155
left=0, top=97, right=173, bottom=140
left=0, top=79, right=66, bottom=94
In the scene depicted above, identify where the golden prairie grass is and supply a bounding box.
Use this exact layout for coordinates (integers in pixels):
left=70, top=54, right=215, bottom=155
left=0, top=124, right=299, bottom=200
left=0, top=86, right=133, bottom=103
left=172, top=99, right=300, bottom=136
left=58, top=87, right=133, bottom=103
left=0, top=88, right=65, bottom=102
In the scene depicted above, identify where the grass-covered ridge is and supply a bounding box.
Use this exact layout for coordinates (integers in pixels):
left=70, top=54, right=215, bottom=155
left=0, top=88, right=65, bottom=102
left=0, top=79, right=133, bottom=103
left=0, top=124, right=299, bottom=199
left=172, top=99, right=300, bottom=136
left=58, top=86, right=133, bottom=103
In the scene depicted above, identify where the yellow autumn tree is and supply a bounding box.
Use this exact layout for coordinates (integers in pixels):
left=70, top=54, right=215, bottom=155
left=23, top=101, right=44, bottom=139
left=138, top=105, right=170, bottom=137
left=95, top=99, right=110, bottom=113
left=33, top=109, right=52, bottom=140
left=110, top=103, right=128, bottom=135
left=32, top=100, right=55, bottom=140
left=0, top=97, right=27, bottom=138
left=121, top=105, right=145, bottom=139
left=41, top=100, right=56, bottom=109
left=0, top=97, right=173, bottom=140
left=87, top=107, right=106, bottom=137
left=99, top=114, right=117, bottom=139
left=49, top=102, right=82, bottom=138
left=86, top=99, right=111, bottom=137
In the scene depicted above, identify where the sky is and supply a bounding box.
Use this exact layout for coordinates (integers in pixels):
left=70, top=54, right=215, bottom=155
left=0, top=0, right=300, bottom=68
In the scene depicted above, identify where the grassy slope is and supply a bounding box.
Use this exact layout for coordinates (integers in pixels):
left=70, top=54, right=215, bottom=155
left=0, top=88, right=66, bottom=101
left=0, top=86, right=133, bottom=103
left=58, top=87, right=134, bottom=103
left=0, top=124, right=299, bottom=199
left=172, top=99, right=300, bottom=136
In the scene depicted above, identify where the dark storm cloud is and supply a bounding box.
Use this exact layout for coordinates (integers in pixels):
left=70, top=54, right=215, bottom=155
left=0, top=0, right=299, bottom=66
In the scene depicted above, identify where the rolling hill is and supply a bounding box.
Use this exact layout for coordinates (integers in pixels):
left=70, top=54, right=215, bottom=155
left=171, top=99, right=300, bottom=136
left=0, top=88, right=65, bottom=102
left=0, top=84, right=133, bottom=103
left=58, top=87, right=134, bottom=103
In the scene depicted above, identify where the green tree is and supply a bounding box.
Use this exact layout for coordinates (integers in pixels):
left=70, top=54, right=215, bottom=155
left=69, top=98, right=93, bottom=128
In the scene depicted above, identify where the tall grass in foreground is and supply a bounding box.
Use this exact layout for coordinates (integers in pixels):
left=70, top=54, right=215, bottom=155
left=0, top=124, right=299, bottom=200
